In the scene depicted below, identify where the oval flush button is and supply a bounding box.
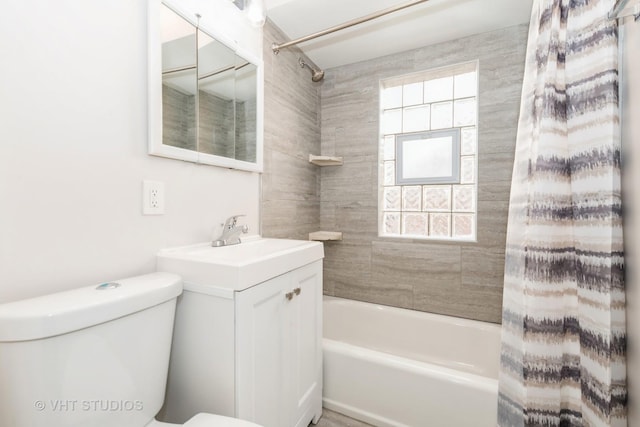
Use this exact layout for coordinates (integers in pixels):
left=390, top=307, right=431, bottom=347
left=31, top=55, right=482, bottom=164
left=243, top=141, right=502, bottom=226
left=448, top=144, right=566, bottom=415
left=96, top=282, right=121, bottom=290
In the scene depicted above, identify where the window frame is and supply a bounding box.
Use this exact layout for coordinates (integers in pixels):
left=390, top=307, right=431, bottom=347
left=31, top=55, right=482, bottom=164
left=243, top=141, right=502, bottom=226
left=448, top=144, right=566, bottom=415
left=378, top=60, right=479, bottom=242
left=395, top=129, right=461, bottom=185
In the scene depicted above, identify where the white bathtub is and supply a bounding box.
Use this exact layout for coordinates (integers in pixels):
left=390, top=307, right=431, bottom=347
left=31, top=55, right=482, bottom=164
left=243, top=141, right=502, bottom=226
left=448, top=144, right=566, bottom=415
left=322, top=296, right=501, bottom=427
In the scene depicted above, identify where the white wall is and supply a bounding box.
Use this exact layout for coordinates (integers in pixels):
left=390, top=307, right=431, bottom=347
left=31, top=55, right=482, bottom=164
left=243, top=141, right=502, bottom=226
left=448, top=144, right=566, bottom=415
left=0, top=0, right=261, bottom=302
left=621, top=16, right=640, bottom=425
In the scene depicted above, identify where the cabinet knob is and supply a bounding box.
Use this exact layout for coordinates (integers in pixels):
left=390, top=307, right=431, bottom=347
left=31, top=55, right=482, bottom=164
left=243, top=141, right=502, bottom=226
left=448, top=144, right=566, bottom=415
left=285, top=288, right=301, bottom=301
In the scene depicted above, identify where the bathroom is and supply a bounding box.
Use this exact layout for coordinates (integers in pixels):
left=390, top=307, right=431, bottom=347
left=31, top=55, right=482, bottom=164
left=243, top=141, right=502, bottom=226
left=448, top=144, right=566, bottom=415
left=1, top=0, right=639, bottom=426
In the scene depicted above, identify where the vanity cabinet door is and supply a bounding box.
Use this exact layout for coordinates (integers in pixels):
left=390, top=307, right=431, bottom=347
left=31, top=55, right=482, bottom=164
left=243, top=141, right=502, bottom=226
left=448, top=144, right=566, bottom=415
left=235, top=272, right=289, bottom=427
left=235, top=261, right=323, bottom=427
left=287, top=261, right=323, bottom=427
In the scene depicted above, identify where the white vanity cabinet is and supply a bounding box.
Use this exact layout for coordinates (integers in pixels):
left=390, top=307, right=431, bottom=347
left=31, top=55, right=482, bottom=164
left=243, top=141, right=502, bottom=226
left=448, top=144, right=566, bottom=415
left=236, top=261, right=322, bottom=427
left=156, top=238, right=323, bottom=427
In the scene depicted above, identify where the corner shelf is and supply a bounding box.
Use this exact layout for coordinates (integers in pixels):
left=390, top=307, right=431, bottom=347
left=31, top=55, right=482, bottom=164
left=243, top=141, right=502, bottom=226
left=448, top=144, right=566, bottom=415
left=308, top=154, right=343, bottom=166
left=308, top=231, right=343, bottom=241
left=308, top=154, right=343, bottom=241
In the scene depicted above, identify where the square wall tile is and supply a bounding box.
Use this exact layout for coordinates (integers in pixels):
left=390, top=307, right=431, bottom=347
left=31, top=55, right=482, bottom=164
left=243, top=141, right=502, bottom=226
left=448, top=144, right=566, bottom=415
left=403, top=82, right=424, bottom=106
left=460, top=156, right=475, bottom=184
left=383, top=186, right=401, bottom=210
left=383, top=136, right=395, bottom=160
left=453, top=185, right=476, bottom=212
left=402, top=185, right=422, bottom=211
left=382, top=86, right=402, bottom=109
left=429, top=213, right=451, bottom=237
left=431, top=101, right=453, bottom=130
left=461, top=127, right=477, bottom=155
left=424, top=76, right=453, bottom=103
left=382, top=109, right=402, bottom=135
left=423, top=185, right=452, bottom=211
left=383, top=212, right=401, bottom=234
left=383, top=161, right=395, bottom=186
left=454, top=98, right=476, bottom=127
left=453, top=213, right=475, bottom=238
left=454, top=71, right=478, bottom=98
left=402, top=213, right=428, bottom=236
left=402, top=105, right=430, bottom=133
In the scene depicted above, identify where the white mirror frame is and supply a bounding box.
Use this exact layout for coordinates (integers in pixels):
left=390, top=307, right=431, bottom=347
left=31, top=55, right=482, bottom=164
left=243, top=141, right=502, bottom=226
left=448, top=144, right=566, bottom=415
left=147, top=0, right=264, bottom=173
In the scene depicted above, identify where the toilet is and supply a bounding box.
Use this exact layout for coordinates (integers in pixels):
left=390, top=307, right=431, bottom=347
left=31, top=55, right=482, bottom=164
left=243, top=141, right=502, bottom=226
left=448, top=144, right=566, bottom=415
left=0, top=272, right=261, bottom=427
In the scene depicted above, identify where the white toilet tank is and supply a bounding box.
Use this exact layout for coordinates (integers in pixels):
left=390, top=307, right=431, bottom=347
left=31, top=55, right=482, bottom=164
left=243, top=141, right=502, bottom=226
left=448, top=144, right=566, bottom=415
left=0, top=272, right=182, bottom=427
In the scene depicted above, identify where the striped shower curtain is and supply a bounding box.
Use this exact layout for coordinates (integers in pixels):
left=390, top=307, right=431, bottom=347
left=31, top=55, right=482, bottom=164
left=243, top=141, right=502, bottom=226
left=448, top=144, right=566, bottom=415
left=497, top=0, right=626, bottom=426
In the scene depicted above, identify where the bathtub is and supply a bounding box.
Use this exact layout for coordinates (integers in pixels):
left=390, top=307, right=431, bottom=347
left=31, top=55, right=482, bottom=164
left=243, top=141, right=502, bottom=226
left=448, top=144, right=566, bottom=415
left=322, top=296, right=501, bottom=427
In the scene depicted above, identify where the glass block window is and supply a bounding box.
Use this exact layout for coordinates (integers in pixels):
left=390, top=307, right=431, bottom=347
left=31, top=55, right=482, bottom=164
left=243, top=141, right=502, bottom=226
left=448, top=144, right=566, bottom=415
left=379, top=61, right=478, bottom=241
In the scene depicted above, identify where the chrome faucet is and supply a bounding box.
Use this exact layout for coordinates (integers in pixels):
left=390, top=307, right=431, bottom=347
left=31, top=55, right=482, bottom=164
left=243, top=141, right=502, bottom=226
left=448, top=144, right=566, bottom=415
left=212, top=215, right=249, bottom=247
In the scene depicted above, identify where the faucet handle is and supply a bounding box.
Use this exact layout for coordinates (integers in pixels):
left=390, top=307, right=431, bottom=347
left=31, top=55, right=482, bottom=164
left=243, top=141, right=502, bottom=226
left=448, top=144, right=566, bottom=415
left=223, top=214, right=246, bottom=228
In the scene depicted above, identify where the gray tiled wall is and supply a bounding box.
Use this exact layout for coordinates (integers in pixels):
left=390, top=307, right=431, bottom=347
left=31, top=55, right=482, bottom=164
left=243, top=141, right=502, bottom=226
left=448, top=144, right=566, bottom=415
left=261, top=22, right=527, bottom=323
left=199, top=91, right=235, bottom=158
left=236, top=98, right=257, bottom=162
left=162, top=84, right=196, bottom=150
left=162, top=86, right=256, bottom=161
left=261, top=20, right=322, bottom=240
left=319, top=24, right=528, bottom=323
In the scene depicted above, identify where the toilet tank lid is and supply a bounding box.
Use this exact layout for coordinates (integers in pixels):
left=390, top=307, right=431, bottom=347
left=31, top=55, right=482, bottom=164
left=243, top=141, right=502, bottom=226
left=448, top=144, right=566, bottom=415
left=0, top=272, right=182, bottom=342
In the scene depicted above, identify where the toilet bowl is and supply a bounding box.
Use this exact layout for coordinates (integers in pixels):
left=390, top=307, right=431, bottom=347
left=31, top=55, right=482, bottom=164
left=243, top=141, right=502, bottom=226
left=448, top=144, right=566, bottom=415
left=0, top=272, right=262, bottom=427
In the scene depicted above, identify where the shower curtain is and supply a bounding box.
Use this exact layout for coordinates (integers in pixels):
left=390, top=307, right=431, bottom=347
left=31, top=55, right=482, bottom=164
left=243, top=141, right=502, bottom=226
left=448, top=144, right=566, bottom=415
left=497, top=0, right=626, bottom=426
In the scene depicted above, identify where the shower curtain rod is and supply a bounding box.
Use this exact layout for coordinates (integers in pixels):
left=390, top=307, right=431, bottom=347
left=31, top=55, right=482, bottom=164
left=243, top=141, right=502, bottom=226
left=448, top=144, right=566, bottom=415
left=163, top=62, right=251, bottom=80
left=271, top=0, right=431, bottom=54
left=609, top=0, right=640, bottom=19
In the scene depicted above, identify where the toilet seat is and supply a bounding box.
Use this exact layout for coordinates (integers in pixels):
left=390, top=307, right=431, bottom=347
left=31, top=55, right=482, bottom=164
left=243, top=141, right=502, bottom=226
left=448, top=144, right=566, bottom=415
left=185, top=413, right=263, bottom=427
left=149, top=413, right=263, bottom=427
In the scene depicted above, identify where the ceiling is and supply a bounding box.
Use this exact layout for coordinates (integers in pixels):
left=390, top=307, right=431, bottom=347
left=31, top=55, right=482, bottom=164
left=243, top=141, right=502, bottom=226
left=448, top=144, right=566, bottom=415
left=265, top=0, right=533, bottom=70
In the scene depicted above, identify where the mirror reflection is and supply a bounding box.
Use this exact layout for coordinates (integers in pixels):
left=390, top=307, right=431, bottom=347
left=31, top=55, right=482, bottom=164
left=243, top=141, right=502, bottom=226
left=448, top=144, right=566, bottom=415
left=234, top=59, right=257, bottom=162
left=157, top=3, right=259, bottom=167
left=161, top=4, right=197, bottom=151
left=198, top=29, right=236, bottom=158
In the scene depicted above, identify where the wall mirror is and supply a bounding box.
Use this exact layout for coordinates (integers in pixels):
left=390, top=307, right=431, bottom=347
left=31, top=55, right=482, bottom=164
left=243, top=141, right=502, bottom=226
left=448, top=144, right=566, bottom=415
left=148, top=1, right=263, bottom=172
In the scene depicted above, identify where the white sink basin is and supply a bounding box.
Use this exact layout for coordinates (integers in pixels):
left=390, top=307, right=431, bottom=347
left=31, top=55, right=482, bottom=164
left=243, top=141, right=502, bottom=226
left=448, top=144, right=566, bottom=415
left=157, top=237, right=324, bottom=291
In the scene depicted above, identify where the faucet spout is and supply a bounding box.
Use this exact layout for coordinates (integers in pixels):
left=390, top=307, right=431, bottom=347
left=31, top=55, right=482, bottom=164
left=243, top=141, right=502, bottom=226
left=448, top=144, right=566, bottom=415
left=212, top=215, right=248, bottom=247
